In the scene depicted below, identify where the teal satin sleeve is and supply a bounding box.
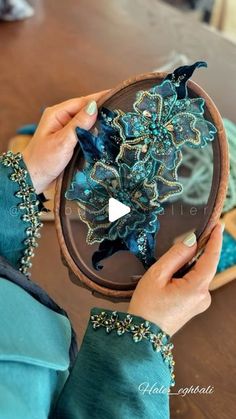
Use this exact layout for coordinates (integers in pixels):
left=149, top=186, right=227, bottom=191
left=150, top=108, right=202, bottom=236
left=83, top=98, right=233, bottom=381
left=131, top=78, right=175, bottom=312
left=0, top=154, right=40, bottom=271
left=53, top=308, right=171, bottom=419
left=0, top=278, right=71, bottom=419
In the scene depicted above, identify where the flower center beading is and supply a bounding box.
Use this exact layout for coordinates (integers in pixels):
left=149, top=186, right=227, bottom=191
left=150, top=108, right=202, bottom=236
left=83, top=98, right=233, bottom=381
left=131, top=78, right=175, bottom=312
left=149, top=121, right=172, bottom=152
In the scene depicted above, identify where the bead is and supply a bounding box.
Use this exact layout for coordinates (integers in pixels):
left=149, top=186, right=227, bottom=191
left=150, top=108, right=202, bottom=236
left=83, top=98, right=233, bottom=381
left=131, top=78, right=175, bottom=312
left=143, top=110, right=152, bottom=118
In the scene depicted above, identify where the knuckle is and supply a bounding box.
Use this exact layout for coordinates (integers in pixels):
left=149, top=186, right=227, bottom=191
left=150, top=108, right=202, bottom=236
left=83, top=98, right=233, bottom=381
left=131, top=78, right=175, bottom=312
left=44, top=106, right=53, bottom=115
left=150, top=263, right=165, bottom=280
left=171, top=243, right=188, bottom=259
left=204, top=249, right=220, bottom=259
left=73, top=114, right=82, bottom=124
left=198, top=291, right=212, bottom=312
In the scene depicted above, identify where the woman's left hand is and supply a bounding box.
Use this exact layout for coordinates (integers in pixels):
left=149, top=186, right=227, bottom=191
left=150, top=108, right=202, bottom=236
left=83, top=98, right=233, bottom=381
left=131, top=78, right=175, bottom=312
left=22, top=91, right=109, bottom=194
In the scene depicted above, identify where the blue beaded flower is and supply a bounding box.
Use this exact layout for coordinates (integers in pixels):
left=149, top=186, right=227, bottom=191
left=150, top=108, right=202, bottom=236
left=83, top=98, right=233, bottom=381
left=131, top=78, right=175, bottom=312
left=113, top=79, right=216, bottom=172
left=65, top=62, right=217, bottom=270
left=66, top=160, right=163, bottom=244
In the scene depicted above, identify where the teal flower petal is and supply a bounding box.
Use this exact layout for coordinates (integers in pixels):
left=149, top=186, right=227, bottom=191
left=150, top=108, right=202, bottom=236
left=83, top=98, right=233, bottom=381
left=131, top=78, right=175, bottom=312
left=155, top=176, right=183, bottom=202
left=151, top=80, right=177, bottom=122
left=134, top=91, right=162, bottom=118
left=170, top=112, right=216, bottom=148
left=90, top=162, right=121, bottom=192
left=170, top=97, right=205, bottom=117
left=150, top=146, right=179, bottom=170
left=115, top=111, right=148, bottom=141
left=65, top=170, right=107, bottom=210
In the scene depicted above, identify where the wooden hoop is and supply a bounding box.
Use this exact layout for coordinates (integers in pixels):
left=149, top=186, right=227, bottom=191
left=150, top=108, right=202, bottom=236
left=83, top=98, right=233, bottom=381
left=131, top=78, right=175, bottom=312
left=55, top=72, right=229, bottom=299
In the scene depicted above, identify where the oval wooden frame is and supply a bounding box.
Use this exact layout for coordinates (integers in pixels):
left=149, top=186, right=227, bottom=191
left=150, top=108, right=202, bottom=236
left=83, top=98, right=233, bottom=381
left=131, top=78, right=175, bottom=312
left=55, top=72, right=229, bottom=299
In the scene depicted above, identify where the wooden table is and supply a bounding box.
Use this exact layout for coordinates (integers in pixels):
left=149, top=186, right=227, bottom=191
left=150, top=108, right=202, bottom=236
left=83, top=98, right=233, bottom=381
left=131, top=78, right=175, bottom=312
left=0, top=1, right=236, bottom=417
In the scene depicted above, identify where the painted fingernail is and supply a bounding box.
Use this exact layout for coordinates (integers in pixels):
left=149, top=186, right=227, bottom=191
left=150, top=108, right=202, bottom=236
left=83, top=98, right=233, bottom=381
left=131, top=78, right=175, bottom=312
left=85, top=100, right=97, bottom=116
left=182, top=232, right=197, bottom=247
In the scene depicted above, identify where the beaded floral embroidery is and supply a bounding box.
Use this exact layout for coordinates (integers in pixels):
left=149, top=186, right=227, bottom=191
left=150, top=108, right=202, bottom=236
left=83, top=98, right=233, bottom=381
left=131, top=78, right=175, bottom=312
left=90, top=310, right=175, bottom=387
left=66, top=62, right=217, bottom=269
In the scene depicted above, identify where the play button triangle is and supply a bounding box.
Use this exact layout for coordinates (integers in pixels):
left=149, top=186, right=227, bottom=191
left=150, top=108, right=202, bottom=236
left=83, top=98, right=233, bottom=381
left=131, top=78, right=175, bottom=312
left=108, top=197, right=130, bottom=222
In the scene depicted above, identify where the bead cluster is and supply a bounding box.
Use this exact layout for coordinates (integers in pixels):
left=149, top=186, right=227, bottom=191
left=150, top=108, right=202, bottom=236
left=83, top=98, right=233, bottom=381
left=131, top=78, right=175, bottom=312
left=0, top=151, right=43, bottom=276
left=90, top=310, right=175, bottom=387
left=149, top=121, right=172, bottom=152
left=137, top=231, right=148, bottom=263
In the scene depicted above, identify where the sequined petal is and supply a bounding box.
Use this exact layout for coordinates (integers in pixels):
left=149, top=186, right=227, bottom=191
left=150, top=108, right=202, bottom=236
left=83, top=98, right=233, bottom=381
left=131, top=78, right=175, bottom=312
left=150, top=80, right=177, bottom=121
left=169, top=112, right=216, bottom=148
left=134, top=91, right=162, bottom=119
left=116, top=143, right=148, bottom=166
left=90, top=161, right=121, bottom=192
left=113, top=109, right=149, bottom=142
left=156, top=176, right=183, bottom=202
left=65, top=170, right=107, bottom=210
left=150, top=146, right=179, bottom=171
left=171, top=97, right=205, bottom=117
left=131, top=181, right=160, bottom=211
left=109, top=210, right=146, bottom=239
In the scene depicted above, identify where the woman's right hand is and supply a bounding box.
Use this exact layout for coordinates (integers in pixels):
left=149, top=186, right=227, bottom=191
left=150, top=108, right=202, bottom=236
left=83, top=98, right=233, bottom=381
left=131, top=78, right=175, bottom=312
left=128, top=222, right=223, bottom=336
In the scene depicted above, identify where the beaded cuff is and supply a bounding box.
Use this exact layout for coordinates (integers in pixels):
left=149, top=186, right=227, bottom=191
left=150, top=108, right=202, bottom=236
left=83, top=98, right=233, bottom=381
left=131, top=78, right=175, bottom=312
left=90, top=309, right=175, bottom=387
left=0, top=151, right=43, bottom=276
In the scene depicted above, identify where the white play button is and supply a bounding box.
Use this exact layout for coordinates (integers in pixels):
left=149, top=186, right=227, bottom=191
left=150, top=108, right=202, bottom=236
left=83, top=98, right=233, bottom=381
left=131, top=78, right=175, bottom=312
left=108, top=197, right=130, bottom=222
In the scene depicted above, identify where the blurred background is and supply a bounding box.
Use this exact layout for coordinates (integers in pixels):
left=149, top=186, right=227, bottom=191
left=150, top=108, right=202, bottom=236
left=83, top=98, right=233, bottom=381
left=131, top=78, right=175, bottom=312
left=0, top=1, right=236, bottom=418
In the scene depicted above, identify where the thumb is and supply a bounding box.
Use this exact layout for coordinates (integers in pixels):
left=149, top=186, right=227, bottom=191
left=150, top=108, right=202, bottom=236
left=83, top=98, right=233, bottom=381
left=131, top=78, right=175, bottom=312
left=152, top=232, right=197, bottom=285
left=62, top=99, right=98, bottom=146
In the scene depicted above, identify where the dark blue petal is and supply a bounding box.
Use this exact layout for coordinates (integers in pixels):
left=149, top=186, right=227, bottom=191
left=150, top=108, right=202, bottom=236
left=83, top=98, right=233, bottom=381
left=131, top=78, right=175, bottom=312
left=92, top=238, right=128, bottom=270
left=165, top=61, right=207, bottom=99
left=124, top=231, right=157, bottom=268
left=76, top=127, right=104, bottom=163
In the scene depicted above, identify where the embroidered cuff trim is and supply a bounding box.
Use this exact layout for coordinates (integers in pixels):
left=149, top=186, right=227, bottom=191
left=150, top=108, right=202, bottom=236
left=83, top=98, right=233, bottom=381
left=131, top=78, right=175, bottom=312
left=0, top=151, right=43, bottom=277
left=90, top=310, right=175, bottom=387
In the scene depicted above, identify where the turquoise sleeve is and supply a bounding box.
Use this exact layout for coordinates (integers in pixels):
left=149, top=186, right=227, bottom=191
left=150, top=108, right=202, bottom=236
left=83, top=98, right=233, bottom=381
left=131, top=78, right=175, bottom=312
left=0, top=152, right=41, bottom=271
left=53, top=307, right=172, bottom=419
left=0, top=278, right=71, bottom=419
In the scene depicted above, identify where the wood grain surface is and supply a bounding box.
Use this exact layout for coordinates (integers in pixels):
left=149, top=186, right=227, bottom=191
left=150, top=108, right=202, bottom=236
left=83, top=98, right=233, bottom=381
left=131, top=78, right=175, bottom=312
left=0, top=1, right=236, bottom=418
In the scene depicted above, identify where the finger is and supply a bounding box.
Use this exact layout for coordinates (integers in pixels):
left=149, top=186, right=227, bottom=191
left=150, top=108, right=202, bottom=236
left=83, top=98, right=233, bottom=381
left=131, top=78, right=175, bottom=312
left=52, top=90, right=110, bottom=116
left=38, top=90, right=110, bottom=134
left=150, top=231, right=197, bottom=285
left=60, top=99, right=98, bottom=147
left=184, top=222, right=224, bottom=286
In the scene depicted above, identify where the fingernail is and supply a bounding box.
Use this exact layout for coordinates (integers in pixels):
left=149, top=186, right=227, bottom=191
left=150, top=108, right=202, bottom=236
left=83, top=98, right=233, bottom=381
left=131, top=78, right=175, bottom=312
left=85, top=100, right=97, bottom=116
left=183, top=232, right=197, bottom=247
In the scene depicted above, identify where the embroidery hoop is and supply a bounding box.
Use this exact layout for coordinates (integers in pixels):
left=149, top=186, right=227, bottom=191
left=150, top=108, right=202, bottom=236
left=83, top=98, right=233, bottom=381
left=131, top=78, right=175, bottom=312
left=55, top=72, right=229, bottom=300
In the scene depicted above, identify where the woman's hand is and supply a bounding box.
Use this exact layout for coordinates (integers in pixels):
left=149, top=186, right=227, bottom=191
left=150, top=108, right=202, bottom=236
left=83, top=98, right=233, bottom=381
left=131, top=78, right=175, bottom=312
left=128, top=223, right=224, bottom=336
left=22, top=91, right=109, bottom=194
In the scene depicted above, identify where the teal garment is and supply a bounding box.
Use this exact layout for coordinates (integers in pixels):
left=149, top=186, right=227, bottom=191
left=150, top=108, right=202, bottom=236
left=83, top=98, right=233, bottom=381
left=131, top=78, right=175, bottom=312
left=53, top=308, right=171, bottom=419
left=0, top=155, right=171, bottom=418
left=0, top=159, right=33, bottom=269
left=0, top=278, right=71, bottom=419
